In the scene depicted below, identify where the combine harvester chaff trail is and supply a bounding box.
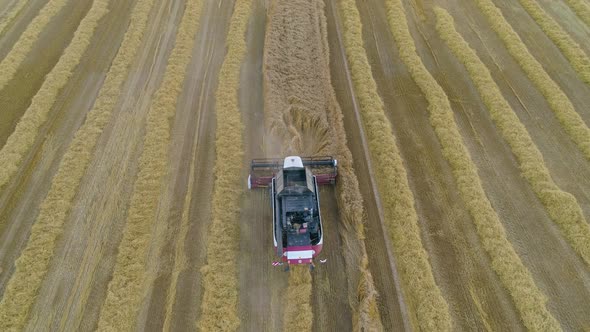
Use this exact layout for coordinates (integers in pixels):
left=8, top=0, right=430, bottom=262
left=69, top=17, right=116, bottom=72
left=248, top=156, right=337, bottom=270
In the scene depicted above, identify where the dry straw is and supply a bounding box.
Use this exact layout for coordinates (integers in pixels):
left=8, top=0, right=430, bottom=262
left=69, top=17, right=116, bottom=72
left=0, top=0, right=156, bottom=329
left=384, top=0, right=561, bottom=330
left=0, top=0, right=109, bottom=192
left=264, top=0, right=382, bottom=329
left=435, top=5, right=590, bottom=272
left=283, top=266, right=313, bottom=332
left=517, top=0, right=590, bottom=84
left=0, top=0, right=69, bottom=91
left=96, top=0, right=202, bottom=330
left=473, top=0, right=590, bottom=161
left=338, top=0, right=451, bottom=330
left=564, top=0, right=590, bottom=27
left=317, top=0, right=381, bottom=329
left=0, top=0, right=29, bottom=36
left=196, top=0, right=251, bottom=330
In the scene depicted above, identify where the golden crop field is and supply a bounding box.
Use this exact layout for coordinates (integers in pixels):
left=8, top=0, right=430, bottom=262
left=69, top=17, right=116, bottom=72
left=0, top=0, right=589, bottom=330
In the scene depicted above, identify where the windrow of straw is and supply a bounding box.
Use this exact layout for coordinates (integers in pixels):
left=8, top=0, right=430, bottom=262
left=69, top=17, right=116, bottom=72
left=283, top=266, right=313, bottom=332
left=384, top=0, right=561, bottom=330
left=196, top=0, right=251, bottom=330
left=0, top=0, right=109, bottom=192
left=564, top=0, right=590, bottom=28
left=317, top=0, right=381, bottom=329
left=473, top=0, right=590, bottom=161
left=517, top=0, right=590, bottom=84
left=0, top=0, right=69, bottom=91
left=338, top=0, right=451, bottom=330
left=0, top=0, right=157, bottom=329
left=435, top=6, right=590, bottom=268
left=96, top=0, right=202, bottom=330
left=0, top=0, right=29, bottom=36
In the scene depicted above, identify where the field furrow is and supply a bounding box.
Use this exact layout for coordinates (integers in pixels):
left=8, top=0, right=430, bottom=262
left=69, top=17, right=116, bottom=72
left=338, top=0, right=451, bottom=330
left=473, top=0, right=590, bottom=161
left=436, top=5, right=590, bottom=270
left=517, top=0, right=590, bottom=85
left=0, top=0, right=156, bottom=328
left=0, top=0, right=589, bottom=329
left=0, top=0, right=28, bottom=36
left=95, top=0, right=202, bottom=330
left=384, top=0, right=560, bottom=330
left=0, top=0, right=70, bottom=90
left=0, top=0, right=107, bottom=192
left=0, top=0, right=91, bottom=149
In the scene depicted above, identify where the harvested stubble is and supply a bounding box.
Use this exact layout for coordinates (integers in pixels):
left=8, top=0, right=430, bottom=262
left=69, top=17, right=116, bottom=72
left=196, top=0, right=251, bottom=330
left=338, top=0, right=451, bottom=330
left=317, top=0, right=381, bottom=329
left=517, top=0, right=590, bottom=85
left=0, top=0, right=157, bottom=329
left=0, top=0, right=109, bottom=192
left=435, top=6, right=590, bottom=269
left=383, top=0, right=561, bottom=330
left=0, top=0, right=29, bottom=36
left=96, top=0, right=202, bottom=330
left=473, top=0, right=590, bottom=161
left=564, top=0, right=590, bottom=27
left=0, top=0, right=69, bottom=91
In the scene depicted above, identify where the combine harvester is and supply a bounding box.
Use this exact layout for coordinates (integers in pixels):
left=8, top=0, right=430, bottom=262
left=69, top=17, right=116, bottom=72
left=248, top=156, right=337, bottom=271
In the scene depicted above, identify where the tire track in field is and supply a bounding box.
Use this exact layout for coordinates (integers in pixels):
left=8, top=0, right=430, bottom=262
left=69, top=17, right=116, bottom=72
left=0, top=0, right=134, bottom=303
left=25, top=0, right=181, bottom=330
left=0, top=0, right=28, bottom=36
left=338, top=0, right=452, bottom=329
left=237, top=1, right=288, bottom=331
left=0, top=0, right=71, bottom=90
left=353, top=0, right=511, bottom=329
left=383, top=0, right=560, bottom=330
left=159, top=0, right=235, bottom=330
left=0, top=0, right=106, bottom=208
left=197, top=0, right=251, bottom=330
left=474, top=0, right=590, bottom=160
left=0, top=0, right=91, bottom=150
left=0, top=0, right=157, bottom=328
left=400, top=0, right=590, bottom=329
left=0, top=0, right=46, bottom=58
left=325, top=0, right=410, bottom=330
left=516, top=0, right=590, bottom=85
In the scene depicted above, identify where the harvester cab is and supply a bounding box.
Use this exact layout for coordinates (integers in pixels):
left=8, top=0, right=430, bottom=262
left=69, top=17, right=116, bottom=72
left=248, top=156, right=337, bottom=270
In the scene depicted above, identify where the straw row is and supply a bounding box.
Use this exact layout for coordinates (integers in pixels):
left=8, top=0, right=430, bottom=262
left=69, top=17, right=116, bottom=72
left=384, top=0, right=560, bottom=330
left=317, top=0, right=382, bottom=329
left=96, top=0, right=202, bottom=330
left=196, top=0, right=251, bottom=330
left=0, top=0, right=69, bottom=91
left=283, top=267, right=313, bottom=332
left=338, top=0, right=451, bottom=330
left=0, top=0, right=156, bottom=329
left=517, top=0, right=590, bottom=84
left=0, top=0, right=29, bottom=36
left=0, top=0, right=109, bottom=192
left=564, top=0, right=590, bottom=29
left=435, top=5, right=590, bottom=270
left=473, top=0, right=590, bottom=161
